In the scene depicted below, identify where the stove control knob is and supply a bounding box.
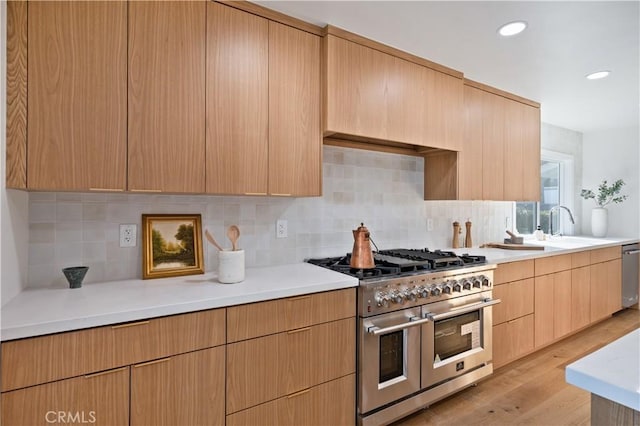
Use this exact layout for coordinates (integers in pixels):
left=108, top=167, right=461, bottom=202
left=418, top=286, right=429, bottom=298
left=463, top=280, right=472, bottom=290
left=431, top=287, right=442, bottom=297
left=404, top=289, right=417, bottom=301
left=481, top=275, right=491, bottom=287
left=375, top=293, right=390, bottom=308
left=392, top=291, right=404, bottom=304
left=472, top=278, right=482, bottom=288
left=442, top=285, right=452, bottom=294
left=453, top=282, right=462, bottom=292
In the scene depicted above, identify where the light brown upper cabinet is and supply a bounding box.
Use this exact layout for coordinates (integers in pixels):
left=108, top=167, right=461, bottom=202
left=268, top=21, right=322, bottom=196
left=206, top=2, right=269, bottom=195
left=26, top=1, right=127, bottom=191
left=128, top=1, right=206, bottom=193
left=323, top=30, right=463, bottom=151
left=207, top=4, right=321, bottom=196
left=458, top=81, right=541, bottom=201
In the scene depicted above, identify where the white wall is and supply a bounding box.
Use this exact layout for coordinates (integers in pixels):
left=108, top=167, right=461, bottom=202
left=581, top=126, right=640, bottom=238
left=1, top=2, right=29, bottom=306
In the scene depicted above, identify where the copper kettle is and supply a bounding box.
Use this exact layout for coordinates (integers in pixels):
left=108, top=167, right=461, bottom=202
left=350, top=223, right=375, bottom=269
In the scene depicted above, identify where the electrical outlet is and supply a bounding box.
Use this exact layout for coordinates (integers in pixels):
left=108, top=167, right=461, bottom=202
left=119, top=224, right=137, bottom=247
left=427, top=219, right=434, bottom=231
left=276, top=220, right=288, bottom=239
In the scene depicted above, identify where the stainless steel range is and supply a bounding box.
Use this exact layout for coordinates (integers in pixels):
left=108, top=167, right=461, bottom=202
left=308, top=249, right=500, bottom=426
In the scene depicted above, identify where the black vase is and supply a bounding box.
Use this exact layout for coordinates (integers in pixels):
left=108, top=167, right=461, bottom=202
left=62, top=266, right=89, bottom=289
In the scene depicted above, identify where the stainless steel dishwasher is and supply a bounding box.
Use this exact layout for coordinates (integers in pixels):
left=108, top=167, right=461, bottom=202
left=622, top=243, right=639, bottom=308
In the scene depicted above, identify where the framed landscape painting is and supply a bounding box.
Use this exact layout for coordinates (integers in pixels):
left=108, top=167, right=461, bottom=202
left=142, top=214, right=204, bottom=279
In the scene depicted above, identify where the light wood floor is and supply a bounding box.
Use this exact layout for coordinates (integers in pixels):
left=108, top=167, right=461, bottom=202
left=394, top=308, right=640, bottom=426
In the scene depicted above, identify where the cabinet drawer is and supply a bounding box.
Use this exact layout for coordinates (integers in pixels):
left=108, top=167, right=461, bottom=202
left=495, top=260, right=534, bottom=284
left=1, top=367, right=129, bottom=426
left=571, top=251, right=591, bottom=268
left=227, top=288, right=356, bottom=342
left=1, top=309, right=225, bottom=391
left=226, top=317, right=355, bottom=414
left=590, top=246, right=621, bottom=264
left=535, top=254, right=572, bottom=276
left=492, top=314, right=534, bottom=369
left=226, top=374, right=355, bottom=426
left=492, top=278, right=534, bottom=325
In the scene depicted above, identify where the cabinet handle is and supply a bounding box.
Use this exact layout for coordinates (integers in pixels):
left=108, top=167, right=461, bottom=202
left=288, top=295, right=311, bottom=302
left=287, top=327, right=311, bottom=335
left=111, top=320, right=150, bottom=329
left=244, top=192, right=267, bottom=196
left=84, top=367, right=128, bottom=379
left=270, top=193, right=292, bottom=197
left=130, top=189, right=162, bottom=193
left=133, top=358, right=172, bottom=368
left=287, top=388, right=311, bottom=399
left=89, top=187, right=124, bottom=192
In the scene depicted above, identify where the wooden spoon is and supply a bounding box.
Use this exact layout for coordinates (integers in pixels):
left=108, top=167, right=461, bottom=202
left=204, top=229, right=224, bottom=251
left=227, top=225, right=240, bottom=251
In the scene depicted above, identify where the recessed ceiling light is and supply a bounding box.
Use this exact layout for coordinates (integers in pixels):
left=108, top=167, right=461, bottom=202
left=586, top=70, right=611, bottom=80
left=498, top=21, right=527, bottom=37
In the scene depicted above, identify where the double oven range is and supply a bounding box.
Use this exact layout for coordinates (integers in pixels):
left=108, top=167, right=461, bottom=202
left=308, top=249, right=500, bottom=426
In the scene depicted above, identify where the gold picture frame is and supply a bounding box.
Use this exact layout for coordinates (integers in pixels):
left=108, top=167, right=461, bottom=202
left=142, top=214, right=204, bottom=279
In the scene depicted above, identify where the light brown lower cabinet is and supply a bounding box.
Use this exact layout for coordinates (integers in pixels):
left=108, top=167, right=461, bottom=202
left=130, top=347, right=225, bottom=426
left=226, top=374, right=355, bottom=426
left=534, top=270, right=572, bottom=348
left=226, top=317, right=355, bottom=414
left=492, top=314, right=534, bottom=369
left=1, top=367, right=129, bottom=426
left=590, top=259, right=622, bottom=321
left=571, top=265, right=591, bottom=330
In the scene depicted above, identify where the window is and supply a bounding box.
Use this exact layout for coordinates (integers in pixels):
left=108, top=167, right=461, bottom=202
left=515, top=150, right=574, bottom=235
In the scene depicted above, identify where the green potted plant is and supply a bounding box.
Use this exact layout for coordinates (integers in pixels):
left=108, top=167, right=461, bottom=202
left=580, top=179, right=628, bottom=237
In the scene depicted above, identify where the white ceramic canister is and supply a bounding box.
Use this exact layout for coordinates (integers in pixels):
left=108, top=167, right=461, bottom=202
left=218, top=249, right=245, bottom=284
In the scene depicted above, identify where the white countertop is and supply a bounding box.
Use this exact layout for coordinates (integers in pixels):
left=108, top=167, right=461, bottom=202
left=0, top=263, right=358, bottom=341
left=452, top=236, right=638, bottom=264
left=565, top=328, right=640, bottom=411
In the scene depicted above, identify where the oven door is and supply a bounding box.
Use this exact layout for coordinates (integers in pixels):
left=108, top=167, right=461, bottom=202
left=359, top=307, right=425, bottom=415
left=421, top=293, right=500, bottom=388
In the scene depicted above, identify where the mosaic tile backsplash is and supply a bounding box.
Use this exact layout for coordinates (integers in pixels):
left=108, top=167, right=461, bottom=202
left=27, top=146, right=514, bottom=288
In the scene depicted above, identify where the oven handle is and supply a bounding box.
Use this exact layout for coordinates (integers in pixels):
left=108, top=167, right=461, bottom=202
left=367, top=316, right=431, bottom=335
left=426, top=298, right=501, bottom=322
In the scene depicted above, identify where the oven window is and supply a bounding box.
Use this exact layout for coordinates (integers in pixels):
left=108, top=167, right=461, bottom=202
left=434, top=311, right=480, bottom=362
left=379, top=330, right=404, bottom=383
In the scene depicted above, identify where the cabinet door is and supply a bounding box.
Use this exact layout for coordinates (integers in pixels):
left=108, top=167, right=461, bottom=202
left=458, top=85, right=484, bottom=200
left=534, top=274, right=554, bottom=347
left=226, top=374, right=355, bottom=426
left=503, top=99, right=525, bottom=201
left=128, top=1, right=206, bottom=193
left=27, top=1, right=126, bottom=191
left=522, top=104, right=541, bottom=201
left=553, top=270, right=573, bottom=339
left=482, top=91, right=505, bottom=200
left=606, top=259, right=622, bottom=315
left=424, top=70, right=463, bottom=150
left=268, top=21, right=321, bottom=196
left=1, top=367, right=129, bottom=426
left=571, top=266, right=591, bottom=330
left=131, top=347, right=225, bottom=426
left=206, top=3, right=268, bottom=195
left=492, top=278, right=534, bottom=325
left=226, top=318, right=355, bottom=413
left=492, top=314, right=534, bottom=369
left=590, top=262, right=610, bottom=321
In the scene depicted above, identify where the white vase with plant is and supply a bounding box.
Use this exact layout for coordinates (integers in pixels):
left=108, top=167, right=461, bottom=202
left=580, top=179, right=628, bottom=237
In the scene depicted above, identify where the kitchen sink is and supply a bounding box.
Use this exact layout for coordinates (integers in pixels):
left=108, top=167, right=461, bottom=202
left=527, top=236, right=616, bottom=249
